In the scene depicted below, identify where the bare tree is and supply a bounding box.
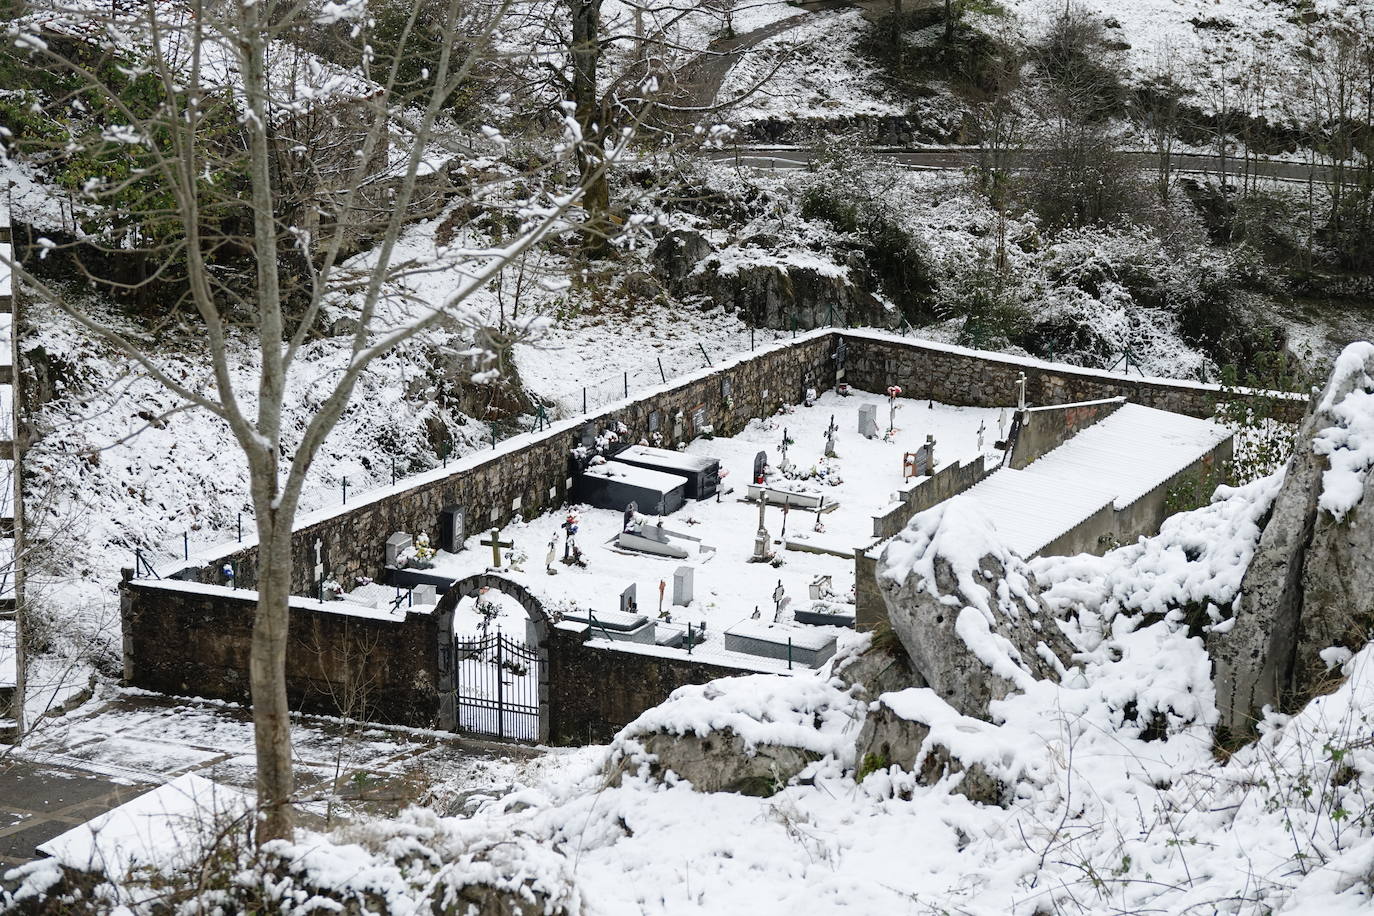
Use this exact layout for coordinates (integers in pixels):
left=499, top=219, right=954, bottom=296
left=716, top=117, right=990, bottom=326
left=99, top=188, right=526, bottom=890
left=2, top=0, right=602, bottom=842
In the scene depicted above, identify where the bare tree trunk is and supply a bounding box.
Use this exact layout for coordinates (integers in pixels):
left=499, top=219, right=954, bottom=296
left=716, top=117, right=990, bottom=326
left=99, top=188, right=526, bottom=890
left=250, top=515, right=295, bottom=842
left=570, top=0, right=609, bottom=216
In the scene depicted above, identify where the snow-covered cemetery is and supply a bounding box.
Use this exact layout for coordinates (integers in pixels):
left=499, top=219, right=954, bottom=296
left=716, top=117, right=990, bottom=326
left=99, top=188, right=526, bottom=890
left=3, top=0, right=1374, bottom=911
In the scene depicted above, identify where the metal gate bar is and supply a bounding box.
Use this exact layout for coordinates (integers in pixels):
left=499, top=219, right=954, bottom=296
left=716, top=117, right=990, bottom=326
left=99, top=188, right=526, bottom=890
left=454, top=633, right=542, bottom=742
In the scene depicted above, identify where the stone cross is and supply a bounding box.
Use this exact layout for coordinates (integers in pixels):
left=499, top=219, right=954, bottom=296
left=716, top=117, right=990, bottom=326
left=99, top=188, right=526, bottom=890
left=480, top=528, right=513, bottom=569
left=977, top=420, right=986, bottom=451
left=773, top=580, right=785, bottom=618
left=998, top=407, right=1007, bottom=439
left=824, top=414, right=838, bottom=458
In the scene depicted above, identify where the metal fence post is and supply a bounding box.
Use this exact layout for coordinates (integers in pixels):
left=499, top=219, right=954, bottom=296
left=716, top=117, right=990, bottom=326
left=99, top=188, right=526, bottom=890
left=624, top=372, right=628, bottom=398
left=183, top=531, right=189, bottom=561
left=699, top=343, right=712, bottom=367
left=496, top=635, right=505, bottom=739
left=787, top=639, right=793, bottom=670
left=237, top=513, right=242, bottom=543
left=582, top=387, right=587, bottom=413
left=657, top=357, right=667, bottom=383
left=342, top=477, right=348, bottom=504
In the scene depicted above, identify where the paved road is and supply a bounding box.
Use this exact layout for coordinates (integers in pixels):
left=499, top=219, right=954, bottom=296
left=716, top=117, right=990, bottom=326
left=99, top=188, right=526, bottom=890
left=0, top=692, right=543, bottom=873
left=0, top=759, right=155, bottom=870
left=704, top=145, right=1333, bottom=184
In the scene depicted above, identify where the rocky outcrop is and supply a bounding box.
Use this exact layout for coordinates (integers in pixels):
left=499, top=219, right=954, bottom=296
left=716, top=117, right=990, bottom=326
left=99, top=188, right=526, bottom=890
left=830, top=634, right=924, bottom=700
left=854, top=689, right=1015, bottom=806
left=603, top=673, right=864, bottom=796
left=609, top=729, right=819, bottom=797
left=876, top=498, right=1073, bottom=721
left=681, top=255, right=887, bottom=330
left=1213, top=342, right=1374, bottom=740
left=648, top=228, right=895, bottom=330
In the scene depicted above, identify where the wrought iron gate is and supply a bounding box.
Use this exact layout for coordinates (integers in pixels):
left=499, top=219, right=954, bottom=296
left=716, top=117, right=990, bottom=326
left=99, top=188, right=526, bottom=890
left=454, top=632, right=543, bottom=741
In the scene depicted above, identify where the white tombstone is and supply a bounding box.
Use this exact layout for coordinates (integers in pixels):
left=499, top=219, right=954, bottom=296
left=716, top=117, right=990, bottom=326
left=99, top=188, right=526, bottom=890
left=858, top=403, right=879, bottom=439
left=673, top=566, right=694, bottom=606
left=385, top=532, right=412, bottom=567
left=413, top=584, right=437, bottom=606
left=809, top=575, right=833, bottom=600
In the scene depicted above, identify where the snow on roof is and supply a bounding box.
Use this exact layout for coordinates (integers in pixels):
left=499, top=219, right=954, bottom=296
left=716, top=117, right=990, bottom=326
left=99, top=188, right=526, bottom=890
left=962, top=403, right=1232, bottom=557
left=617, top=444, right=717, bottom=473
left=724, top=619, right=836, bottom=651
left=584, top=460, right=686, bottom=493
left=37, top=772, right=251, bottom=878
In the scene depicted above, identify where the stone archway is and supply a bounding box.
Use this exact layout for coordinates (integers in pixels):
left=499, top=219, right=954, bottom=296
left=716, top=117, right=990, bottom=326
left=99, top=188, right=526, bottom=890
left=434, top=573, right=551, bottom=741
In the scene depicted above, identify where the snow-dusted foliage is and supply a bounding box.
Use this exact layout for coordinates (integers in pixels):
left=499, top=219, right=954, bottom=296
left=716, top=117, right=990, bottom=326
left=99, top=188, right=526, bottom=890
left=1034, top=471, right=1283, bottom=635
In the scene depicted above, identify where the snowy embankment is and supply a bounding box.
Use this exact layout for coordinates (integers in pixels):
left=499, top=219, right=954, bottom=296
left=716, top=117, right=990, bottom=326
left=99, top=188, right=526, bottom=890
left=14, top=440, right=1374, bottom=913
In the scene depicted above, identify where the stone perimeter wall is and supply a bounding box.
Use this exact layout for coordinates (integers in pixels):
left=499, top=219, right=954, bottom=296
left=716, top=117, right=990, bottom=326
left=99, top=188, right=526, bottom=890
left=121, top=579, right=445, bottom=728
left=171, top=330, right=1303, bottom=601
left=121, top=576, right=758, bottom=743
left=187, top=334, right=838, bottom=596
left=547, top=623, right=758, bottom=745
left=843, top=334, right=1308, bottom=423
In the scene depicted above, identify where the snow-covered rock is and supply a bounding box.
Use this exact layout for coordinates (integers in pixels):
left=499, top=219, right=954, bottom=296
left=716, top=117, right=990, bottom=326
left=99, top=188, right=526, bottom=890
left=604, top=674, right=864, bottom=796
left=1214, top=341, right=1374, bottom=740
left=855, top=689, right=1023, bottom=806
left=877, top=498, right=1074, bottom=720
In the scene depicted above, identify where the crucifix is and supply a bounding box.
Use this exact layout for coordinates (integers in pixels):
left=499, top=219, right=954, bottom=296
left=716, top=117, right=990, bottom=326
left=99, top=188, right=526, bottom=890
left=824, top=414, right=838, bottom=458
left=480, top=528, right=513, bottom=569
left=998, top=407, right=1007, bottom=440
left=977, top=420, right=986, bottom=452
left=780, top=427, right=793, bottom=473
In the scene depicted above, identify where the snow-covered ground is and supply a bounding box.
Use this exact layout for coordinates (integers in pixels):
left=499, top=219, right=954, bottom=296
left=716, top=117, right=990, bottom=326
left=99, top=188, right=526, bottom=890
left=346, top=389, right=1007, bottom=669
left=716, top=9, right=907, bottom=123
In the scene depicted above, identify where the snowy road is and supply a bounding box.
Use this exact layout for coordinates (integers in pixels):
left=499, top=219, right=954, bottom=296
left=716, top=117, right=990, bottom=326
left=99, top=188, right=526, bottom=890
left=704, top=145, right=1337, bottom=184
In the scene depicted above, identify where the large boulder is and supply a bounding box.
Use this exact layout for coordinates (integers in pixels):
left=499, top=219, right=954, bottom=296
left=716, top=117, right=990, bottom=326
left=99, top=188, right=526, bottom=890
left=678, top=251, right=891, bottom=330
left=855, top=688, right=1045, bottom=806
left=1213, top=342, right=1374, bottom=739
left=604, top=674, right=864, bottom=796
left=876, top=498, right=1074, bottom=721
left=829, top=633, right=925, bottom=700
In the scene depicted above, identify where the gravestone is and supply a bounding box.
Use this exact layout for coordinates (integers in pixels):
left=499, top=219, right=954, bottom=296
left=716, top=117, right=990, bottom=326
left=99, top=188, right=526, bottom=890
left=620, top=583, right=638, bottom=614
left=648, top=410, right=662, bottom=433
left=673, top=566, right=694, bottom=606
left=858, top=404, right=879, bottom=439
left=580, top=424, right=597, bottom=449
left=753, top=450, right=768, bottom=484
left=414, top=584, right=437, bottom=606
left=439, top=505, right=465, bottom=552
left=385, top=532, right=412, bottom=567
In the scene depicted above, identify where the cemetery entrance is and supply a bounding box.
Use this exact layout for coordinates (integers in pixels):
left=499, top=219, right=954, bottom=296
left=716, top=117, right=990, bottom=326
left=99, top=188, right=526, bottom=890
left=454, top=631, right=544, bottom=741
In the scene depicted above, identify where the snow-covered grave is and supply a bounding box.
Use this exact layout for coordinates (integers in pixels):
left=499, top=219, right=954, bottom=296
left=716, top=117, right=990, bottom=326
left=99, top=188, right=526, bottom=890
left=356, top=389, right=1006, bottom=671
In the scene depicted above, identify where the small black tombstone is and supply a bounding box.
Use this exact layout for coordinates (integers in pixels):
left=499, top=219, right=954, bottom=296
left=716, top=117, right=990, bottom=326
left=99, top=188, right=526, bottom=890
left=753, top=450, right=768, bottom=484
left=439, top=505, right=466, bottom=552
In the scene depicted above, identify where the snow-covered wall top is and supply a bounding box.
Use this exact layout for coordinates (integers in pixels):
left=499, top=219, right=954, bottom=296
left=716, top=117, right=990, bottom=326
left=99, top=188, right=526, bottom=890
left=146, top=329, right=1302, bottom=602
